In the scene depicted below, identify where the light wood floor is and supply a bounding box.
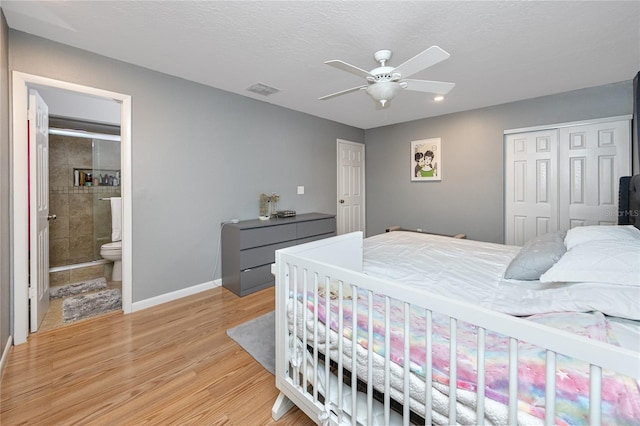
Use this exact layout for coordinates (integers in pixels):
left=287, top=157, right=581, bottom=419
left=0, top=286, right=315, bottom=425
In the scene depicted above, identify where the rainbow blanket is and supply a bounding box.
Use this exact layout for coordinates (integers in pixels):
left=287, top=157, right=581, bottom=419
left=294, top=291, right=640, bottom=425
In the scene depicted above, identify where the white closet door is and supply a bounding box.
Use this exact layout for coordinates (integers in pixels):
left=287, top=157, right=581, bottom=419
left=559, top=120, right=631, bottom=228
left=505, top=130, right=559, bottom=245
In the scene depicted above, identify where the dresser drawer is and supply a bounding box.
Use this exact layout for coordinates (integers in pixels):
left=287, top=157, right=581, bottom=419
left=239, top=223, right=297, bottom=249
left=240, top=240, right=296, bottom=270
left=297, top=218, right=337, bottom=239
left=239, top=264, right=274, bottom=294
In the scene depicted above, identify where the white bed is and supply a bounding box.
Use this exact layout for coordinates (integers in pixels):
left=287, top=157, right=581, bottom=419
left=271, top=225, right=640, bottom=425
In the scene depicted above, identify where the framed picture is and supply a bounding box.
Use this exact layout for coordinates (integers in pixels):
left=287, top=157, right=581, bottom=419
left=411, top=138, right=441, bottom=181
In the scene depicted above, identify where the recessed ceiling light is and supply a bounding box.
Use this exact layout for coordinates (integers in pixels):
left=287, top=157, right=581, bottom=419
left=434, top=95, right=445, bottom=102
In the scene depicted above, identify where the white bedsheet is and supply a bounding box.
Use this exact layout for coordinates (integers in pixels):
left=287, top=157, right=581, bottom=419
left=363, top=231, right=640, bottom=320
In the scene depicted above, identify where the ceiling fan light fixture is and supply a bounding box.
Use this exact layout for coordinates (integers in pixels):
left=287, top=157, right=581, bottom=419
left=365, top=81, right=403, bottom=107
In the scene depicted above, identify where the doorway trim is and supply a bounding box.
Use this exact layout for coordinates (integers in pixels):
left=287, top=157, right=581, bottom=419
left=11, top=71, right=132, bottom=344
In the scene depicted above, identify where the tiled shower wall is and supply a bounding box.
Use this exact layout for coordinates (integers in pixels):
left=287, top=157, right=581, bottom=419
left=49, top=134, right=120, bottom=268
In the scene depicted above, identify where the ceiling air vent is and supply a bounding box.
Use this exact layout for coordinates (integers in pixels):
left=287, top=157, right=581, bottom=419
left=246, top=83, right=280, bottom=97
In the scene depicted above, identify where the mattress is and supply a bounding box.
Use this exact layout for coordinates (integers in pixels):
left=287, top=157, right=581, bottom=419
left=363, top=231, right=640, bottom=319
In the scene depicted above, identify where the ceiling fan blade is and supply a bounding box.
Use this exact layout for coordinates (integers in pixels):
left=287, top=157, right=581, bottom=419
left=403, top=79, right=456, bottom=94
left=325, top=60, right=373, bottom=79
left=318, top=85, right=367, bottom=100
left=392, top=46, right=451, bottom=79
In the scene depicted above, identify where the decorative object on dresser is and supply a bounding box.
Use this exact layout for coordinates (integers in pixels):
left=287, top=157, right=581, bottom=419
left=221, top=213, right=336, bottom=296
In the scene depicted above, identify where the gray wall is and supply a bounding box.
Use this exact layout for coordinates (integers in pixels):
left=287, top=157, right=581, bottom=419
left=1, top=11, right=10, bottom=366
left=9, top=30, right=363, bottom=302
left=365, top=81, right=633, bottom=242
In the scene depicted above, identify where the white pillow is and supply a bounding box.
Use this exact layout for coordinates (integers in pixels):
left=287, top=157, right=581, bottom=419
left=564, top=225, right=640, bottom=250
left=540, top=239, right=640, bottom=286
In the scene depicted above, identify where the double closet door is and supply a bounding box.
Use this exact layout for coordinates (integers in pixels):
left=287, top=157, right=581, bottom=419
left=505, top=116, right=631, bottom=246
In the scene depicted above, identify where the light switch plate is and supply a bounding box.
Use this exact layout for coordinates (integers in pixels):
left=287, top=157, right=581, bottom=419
left=297, top=186, right=304, bottom=195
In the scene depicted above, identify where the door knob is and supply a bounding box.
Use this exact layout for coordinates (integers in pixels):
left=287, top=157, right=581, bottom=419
left=339, top=199, right=345, bottom=204
left=47, top=214, right=57, bottom=220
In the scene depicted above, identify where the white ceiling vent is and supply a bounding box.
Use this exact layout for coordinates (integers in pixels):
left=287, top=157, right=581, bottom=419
left=246, top=83, right=280, bottom=96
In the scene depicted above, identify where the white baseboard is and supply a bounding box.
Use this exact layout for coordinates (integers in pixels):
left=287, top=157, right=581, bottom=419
left=0, top=335, right=13, bottom=380
left=132, top=279, right=221, bottom=312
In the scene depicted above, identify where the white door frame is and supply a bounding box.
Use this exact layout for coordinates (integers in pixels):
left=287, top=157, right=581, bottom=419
left=11, top=71, right=133, bottom=344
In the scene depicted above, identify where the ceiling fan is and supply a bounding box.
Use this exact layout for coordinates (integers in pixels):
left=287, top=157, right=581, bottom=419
left=318, top=46, right=455, bottom=108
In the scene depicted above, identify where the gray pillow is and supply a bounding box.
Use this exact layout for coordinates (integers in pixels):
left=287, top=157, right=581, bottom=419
left=504, top=231, right=567, bottom=280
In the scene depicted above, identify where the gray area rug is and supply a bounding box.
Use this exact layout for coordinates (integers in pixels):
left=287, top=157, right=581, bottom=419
left=62, top=288, right=122, bottom=323
left=226, top=311, right=275, bottom=375
left=50, top=277, right=107, bottom=299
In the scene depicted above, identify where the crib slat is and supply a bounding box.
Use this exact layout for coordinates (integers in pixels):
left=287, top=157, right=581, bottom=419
left=367, top=290, right=374, bottom=423
left=476, top=327, right=486, bottom=425
left=545, top=350, right=556, bottom=425
left=324, top=276, right=331, bottom=419
left=449, top=317, right=457, bottom=423
left=302, top=269, right=309, bottom=387
left=351, top=286, right=358, bottom=426
left=403, top=302, right=411, bottom=425
left=589, top=365, right=602, bottom=425
left=292, top=266, right=299, bottom=387
left=337, top=280, right=344, bottom=423
left=384, top=296, right=391, bottom=425
left=313, top=274, right=320, bottom=402
left=425, top=309, right=433, bottom=425
left=508, top=337, right=518, bottom=425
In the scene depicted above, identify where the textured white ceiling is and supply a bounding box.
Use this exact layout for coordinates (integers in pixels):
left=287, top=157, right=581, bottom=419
left=3, top=1, right=639, bottom=129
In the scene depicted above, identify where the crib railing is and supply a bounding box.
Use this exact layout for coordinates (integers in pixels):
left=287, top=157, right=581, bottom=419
left=272, top=232, right=640, bottom=426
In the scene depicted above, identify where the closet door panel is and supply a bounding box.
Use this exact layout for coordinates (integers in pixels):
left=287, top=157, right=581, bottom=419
left=505, top=130, right=558, bottom=245
left=559, top=120, right=631, bottom=228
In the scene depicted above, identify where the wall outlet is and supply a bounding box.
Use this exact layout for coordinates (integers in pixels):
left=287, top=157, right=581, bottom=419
left=417, top=228, right=422, bottom=232
left=297, top=185, right=304, bottom=195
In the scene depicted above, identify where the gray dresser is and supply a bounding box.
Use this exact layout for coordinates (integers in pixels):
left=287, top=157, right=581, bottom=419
left=221, top=213, right=336, bottom=296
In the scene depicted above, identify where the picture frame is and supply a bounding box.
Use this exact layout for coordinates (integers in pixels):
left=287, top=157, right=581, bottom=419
left=411, top=138, right=441, bottom=181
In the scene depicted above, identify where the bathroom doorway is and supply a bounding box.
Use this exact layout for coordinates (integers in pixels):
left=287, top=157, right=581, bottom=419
left=40, top=123, right=123, bottom=332
left=12, top=72, right=132, bottom=344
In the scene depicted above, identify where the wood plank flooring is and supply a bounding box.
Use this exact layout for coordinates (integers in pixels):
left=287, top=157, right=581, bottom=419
left=0, top=286, right=315, bottom=425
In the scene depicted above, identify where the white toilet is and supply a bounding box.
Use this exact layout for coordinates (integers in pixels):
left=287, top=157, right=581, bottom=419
left=101, top=197, right=122, bottom=281
left=100, top=241, right=122, bottom=281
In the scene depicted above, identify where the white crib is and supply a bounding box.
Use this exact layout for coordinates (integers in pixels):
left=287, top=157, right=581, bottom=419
left=271, top=232, right=640, bottom=425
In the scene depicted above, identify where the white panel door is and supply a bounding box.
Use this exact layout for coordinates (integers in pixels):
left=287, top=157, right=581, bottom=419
left=505, top=130, right=559, bottom=245
left=337, top=140, right=365, bottom=235
left=28, top=89, right=50, bottom=332
left=559, top=120, right=631, bottom=228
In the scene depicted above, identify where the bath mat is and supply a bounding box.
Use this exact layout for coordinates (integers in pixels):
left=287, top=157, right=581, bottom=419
left=50, top=277, right=108, bottom=299
left=62, top=288, right=122, bottom=323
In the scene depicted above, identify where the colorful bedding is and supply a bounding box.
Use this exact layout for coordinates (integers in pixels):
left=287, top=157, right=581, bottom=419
left=293, top=290, right=640, bottom=425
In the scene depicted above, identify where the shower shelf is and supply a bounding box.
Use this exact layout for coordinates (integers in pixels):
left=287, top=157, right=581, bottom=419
left=73, top=167, right=120, bottom=187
